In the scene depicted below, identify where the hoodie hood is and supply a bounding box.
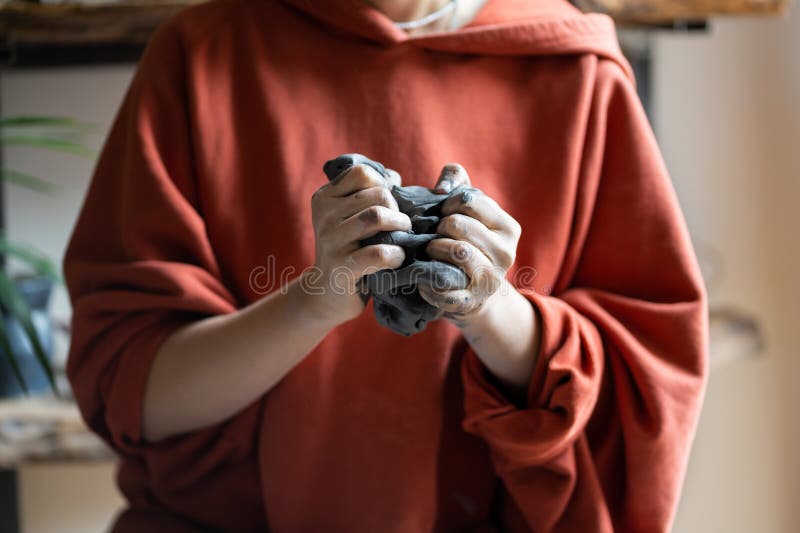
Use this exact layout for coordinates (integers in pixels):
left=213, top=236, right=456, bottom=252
left=279, top=0, right=633, bottom=80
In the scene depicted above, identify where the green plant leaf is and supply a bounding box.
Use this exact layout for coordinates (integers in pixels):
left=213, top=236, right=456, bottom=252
left=0, top=319, right=29, bottom=395
left=0, top=168, right=56, bottom=192
left=0, top=116, right=89, bottom=128
left=0, top=237, right=61, bottom=281
left=0, top=135, right=96, bottom=157
left=0, top=275, right=58, bottom=396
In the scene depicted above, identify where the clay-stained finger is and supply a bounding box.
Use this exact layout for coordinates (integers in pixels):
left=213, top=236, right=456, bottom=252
left=441, top=188, right=520, bottom=236
left=317, top=163, right=388, bottom=197
left=433, top=163, right=471, bottom=193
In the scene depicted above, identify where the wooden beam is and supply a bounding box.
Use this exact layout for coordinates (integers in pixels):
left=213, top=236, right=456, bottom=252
left=0, top=0, right=794, bottom=67
left=0, top=0, right=793, bottom=42
left=0, top=1, right=205, bottom=66
left=574, top=0, right=790, bottom=24
left=0, top=1, right=202, bottom=46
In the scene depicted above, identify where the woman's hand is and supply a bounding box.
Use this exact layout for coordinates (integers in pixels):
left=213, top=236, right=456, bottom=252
left=419, top=163, right=522, bottom=326
left=142, top=162, right=411, bottom=442
left=420, top=163, right=539, bottom=402
left=307, top=163, right=411, bottom=326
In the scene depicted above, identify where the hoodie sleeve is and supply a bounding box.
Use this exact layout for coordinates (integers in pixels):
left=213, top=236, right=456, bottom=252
left=460, top=58, right=709, bottom=533
left=63, top=18, right=262, bottom=491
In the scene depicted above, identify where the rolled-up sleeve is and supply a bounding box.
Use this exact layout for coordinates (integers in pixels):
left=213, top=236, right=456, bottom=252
left=64, top=17, right=261, bottom=494
left=459, top=58, right=709, bottom=533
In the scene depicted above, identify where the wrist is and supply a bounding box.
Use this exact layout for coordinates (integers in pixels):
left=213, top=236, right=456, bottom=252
left=458, top=281, right=541, bottom=395
left=457, top=281, right=511, bottom=333
left=286, top=276, right=347, bottom=332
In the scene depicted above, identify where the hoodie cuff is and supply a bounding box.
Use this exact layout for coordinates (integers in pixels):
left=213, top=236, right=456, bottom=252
left=103, top=315, right=196, bottom=454
left=459, top=288, right=599, bottom=476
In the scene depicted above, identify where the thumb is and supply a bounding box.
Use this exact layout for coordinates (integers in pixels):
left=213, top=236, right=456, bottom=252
left=433, top=163, right=471, bottom=193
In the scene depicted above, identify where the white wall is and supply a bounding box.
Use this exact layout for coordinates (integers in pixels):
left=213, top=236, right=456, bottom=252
left=1, top=8, right=798, bottom=532
left=17, top=462, right=122, bottom=533
left=652, top=8, right=800, bottom=532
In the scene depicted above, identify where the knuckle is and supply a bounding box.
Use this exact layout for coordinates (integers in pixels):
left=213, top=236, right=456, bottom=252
left=376, top=186, right=395, bottom=207
left=349, top=164, right=370, bottom=180
left=439, top=215, right=457, bottom=237
left=371, top=206, right=388, bottom=225
left=451, top=242, right=472, bottom=262
left=372, top=245, right=396, bottom=265
left=371, top=246, right=387, bottom=262
left=449, top=214, right=469, bottom=235
left=359, top=205, right=385, bottom=225
left=436, top=215, right=454, bottom=236
left=352, top=187, right=369, bottom=201
left=351, top=164, right=382, bottom=188
left=497, top=249, right=515, bottom=269
left=437, top=216, right=453, bottom=236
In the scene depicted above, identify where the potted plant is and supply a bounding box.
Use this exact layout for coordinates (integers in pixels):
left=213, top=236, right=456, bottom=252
left=0, top=115, right=94, bottom=397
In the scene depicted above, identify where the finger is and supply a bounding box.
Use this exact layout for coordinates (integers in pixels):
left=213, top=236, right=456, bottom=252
left=385, top=167, right=402, bottom=188
left=336, top=186, right=398, bottom=220
left=317, top=163, right=388, bottom=197
left=418, top=284, right=481, bottom=316
left=441, top=188, right=520, bottom=236
left=436, top=213, right=515, bottom=270
left=433, top=163, right=471, bottom=193
left=334, top=205, right=412, bottom=247
left=426, top=238, right=503, bottom=295
left=347, top=244, right=406, bottom=277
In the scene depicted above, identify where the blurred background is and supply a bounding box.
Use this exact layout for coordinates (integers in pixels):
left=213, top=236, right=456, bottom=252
left=0, top=0, right=797, bottom=532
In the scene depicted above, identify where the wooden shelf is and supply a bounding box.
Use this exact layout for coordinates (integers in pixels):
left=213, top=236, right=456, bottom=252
left=0, top=0, right=792, bottom=67
left=576, top=0, right=789, bottom=26
left=0, top=0, right=201, bottom=67
left=0, top=397, right=113, bottom=467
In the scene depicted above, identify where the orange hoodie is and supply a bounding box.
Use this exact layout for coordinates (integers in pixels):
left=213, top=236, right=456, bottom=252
left=64, top=0, right=709, bottom=531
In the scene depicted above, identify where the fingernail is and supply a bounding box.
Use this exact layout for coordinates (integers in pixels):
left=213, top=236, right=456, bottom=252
left=436, top=179, right=453, bottom=193
left=436, top=164, right=461, bottom=193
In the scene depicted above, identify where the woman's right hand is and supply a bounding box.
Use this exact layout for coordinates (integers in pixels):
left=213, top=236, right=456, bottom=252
left=304, top=163, right=411, bottom=326
left=142, top=161, right=408, bottom=441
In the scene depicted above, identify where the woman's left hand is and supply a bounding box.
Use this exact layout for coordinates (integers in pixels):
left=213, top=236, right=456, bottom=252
left=419, top=163, right=522, bottom=326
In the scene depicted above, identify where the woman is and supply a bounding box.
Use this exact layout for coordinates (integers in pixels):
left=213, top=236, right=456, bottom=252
left=64, top=0, right=709, bottom=531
